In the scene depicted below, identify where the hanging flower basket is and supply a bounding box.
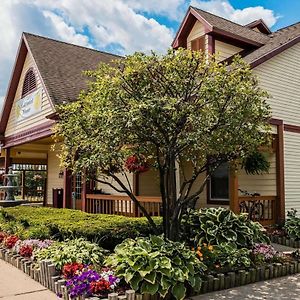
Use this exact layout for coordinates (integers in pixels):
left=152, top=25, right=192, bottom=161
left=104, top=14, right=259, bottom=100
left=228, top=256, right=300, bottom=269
left=125, top=154, right=149, bottom=173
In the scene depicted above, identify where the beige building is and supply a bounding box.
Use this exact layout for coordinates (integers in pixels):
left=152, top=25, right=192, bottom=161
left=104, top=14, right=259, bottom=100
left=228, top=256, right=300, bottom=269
left=1, top=7, right=300, bottom=225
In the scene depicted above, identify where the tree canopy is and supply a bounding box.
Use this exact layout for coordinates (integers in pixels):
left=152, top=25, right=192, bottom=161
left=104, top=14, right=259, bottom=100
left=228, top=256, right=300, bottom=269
left=54, top=48, right=271, bottom=240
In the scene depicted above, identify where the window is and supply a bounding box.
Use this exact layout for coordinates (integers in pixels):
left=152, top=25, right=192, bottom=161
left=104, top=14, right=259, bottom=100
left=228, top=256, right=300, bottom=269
left=191, top=36, right=205, bottom=51
left=22, top=68, right=36, bottom=97
left=208, top=162, right=229, bottom=203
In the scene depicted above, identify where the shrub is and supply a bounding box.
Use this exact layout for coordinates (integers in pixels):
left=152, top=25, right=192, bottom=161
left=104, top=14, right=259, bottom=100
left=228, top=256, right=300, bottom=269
left=106, top=235, right=206, bottom=300
left=181, top=207, right=269, bottom=249
left=34, top=238, right=108, bottom=271
left=194, top=243, right=251, bottom=273
left=0, top=207, right=162, bottom=249
left=285, top=209, right=300, bottom=240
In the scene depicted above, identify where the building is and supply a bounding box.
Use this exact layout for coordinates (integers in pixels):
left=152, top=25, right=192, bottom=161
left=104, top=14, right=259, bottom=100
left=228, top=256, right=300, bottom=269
left=1, top=6, right=300, bottom=225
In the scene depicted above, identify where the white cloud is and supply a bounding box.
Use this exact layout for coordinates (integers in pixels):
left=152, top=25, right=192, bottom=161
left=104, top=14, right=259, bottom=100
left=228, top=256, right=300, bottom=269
left=190, top=0, right=279, bottom=27
left=0, top=0, right=175, bottom=108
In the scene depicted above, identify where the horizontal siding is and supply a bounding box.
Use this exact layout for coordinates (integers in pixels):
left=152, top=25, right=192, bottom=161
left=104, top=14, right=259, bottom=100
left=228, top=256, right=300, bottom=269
left=253, top=42, right=300, bottom=126
left=238, top=152, right=276, bottom=196
left=47, top=148, right=63, bottom=205
left=96, top=172, right=134, bottom=195
left=5, top=52, right=54, bottom=137
left=284, top=132, right=300, bottom=212
left=215, top=40, right=243, bottom=61
left=187, top=21, right=208, bottom=51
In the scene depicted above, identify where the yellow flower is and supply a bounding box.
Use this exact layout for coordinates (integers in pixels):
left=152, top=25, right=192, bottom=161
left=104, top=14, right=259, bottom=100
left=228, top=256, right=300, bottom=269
left=208, top=245, right=213, bottom=251
left=196, top=251, right=203, bottom=257
left=197, top=246, right=201, bottom=251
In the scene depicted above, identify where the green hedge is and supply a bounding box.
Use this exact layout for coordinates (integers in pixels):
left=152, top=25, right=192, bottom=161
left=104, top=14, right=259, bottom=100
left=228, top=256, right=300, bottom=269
left=0, top=206, right=162, bottom=249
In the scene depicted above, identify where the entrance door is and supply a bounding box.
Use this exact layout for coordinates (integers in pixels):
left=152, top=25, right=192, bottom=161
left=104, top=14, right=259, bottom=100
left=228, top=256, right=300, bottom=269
left=71, top=173, right=82, bottom=210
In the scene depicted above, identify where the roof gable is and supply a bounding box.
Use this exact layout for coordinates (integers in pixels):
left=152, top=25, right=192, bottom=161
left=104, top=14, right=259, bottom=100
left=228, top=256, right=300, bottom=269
left=0, top=33, right=122, bottom=135
left=172, top=6, right=270, bottom=49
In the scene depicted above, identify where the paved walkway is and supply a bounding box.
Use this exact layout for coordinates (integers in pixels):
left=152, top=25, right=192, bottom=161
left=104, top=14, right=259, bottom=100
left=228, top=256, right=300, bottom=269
left=193, top=273, right=300, bottom=300
left=0, top=260, right=57, bottom=299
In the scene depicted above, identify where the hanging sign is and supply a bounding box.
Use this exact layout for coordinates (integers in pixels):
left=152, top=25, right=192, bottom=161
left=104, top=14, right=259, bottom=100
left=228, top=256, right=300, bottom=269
left=16, top=89, right=42, bottom=122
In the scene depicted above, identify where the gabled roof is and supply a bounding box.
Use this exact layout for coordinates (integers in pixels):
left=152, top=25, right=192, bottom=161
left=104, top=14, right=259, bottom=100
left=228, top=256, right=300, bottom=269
left=172, top=6, right=270, bottom=49
left=24, top=33, right=122, bottom=105
left=245, top=19, right=272, bottom=35
left=239, top=22, right=300, bottom=67
left=0, top=33, right=121, bottom=133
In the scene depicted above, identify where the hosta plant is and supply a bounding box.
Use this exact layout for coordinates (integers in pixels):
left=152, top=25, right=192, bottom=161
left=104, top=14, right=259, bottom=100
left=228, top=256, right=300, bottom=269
left=181, top=207, right=269, bottom=249
left=34, top=238, right=108, bottom=270
left=106, top=235, right=206, bottom=300
left=284, top=209, right=300, bottom=240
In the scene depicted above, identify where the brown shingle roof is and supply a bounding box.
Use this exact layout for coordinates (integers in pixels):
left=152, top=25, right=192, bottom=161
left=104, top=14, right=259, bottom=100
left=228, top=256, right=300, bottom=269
left=191, top=7, right=270, bottom=45
left=24, top=32, right=122, bottom=105
left=242, top=22, right=300, bottom=67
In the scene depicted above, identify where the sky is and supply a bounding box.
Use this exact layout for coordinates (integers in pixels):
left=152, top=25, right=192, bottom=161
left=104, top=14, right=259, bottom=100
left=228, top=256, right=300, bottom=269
left=0, top=0, right=299, bottom=108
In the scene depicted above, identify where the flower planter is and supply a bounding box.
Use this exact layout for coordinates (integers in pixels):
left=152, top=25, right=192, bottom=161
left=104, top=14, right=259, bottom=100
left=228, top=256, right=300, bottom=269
left=196, top=260, right=300, bottom=295
left=0, top=247, right=156, bottom=300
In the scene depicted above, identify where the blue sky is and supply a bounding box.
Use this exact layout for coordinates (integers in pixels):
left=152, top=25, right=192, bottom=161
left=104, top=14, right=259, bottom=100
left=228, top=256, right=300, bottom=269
left=0, top=0, right=299, bottom=107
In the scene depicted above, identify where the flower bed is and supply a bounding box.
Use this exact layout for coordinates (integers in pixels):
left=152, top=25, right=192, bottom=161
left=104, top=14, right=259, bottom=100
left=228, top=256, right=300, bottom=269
left=1, top=207, right=300, bottom=300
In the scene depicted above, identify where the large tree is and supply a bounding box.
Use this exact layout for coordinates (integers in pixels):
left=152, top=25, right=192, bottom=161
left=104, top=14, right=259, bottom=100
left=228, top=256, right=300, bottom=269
left=54, top=49, right=271, bottom=240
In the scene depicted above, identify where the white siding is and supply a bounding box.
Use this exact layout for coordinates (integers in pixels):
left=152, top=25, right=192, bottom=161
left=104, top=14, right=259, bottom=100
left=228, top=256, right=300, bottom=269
left=187, top=21, right=208, bottom=51
left=284, top=132, right=300, bottom=212
left=47, top=147, right=64, bottom=205
left=215, top=40, right=243, bottom=61
left=253, top=42, right=300, bottom=213
left=5, top=52, right=54, bottom=137
left=253, top=43, right=300, bottom=126
left=96, top=173, right=134, bottom=195
left=238, top=152, right=276, bottom=196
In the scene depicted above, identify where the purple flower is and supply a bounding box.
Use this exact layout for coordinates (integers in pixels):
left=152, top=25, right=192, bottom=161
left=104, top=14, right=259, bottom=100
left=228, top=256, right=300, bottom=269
left=252, top=243, right=277, bottom=261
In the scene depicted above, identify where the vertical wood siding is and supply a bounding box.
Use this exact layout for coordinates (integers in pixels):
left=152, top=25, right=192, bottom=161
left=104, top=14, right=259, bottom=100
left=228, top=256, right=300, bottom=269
left=215, top=40, right=243, bottom=61
left=5, top=52, right=54, bottom=137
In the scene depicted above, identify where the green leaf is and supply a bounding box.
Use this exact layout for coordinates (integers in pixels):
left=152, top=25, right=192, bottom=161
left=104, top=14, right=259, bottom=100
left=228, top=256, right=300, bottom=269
left=130, top=273, right=143, bottom=290
left=171, top=282, right=186, bottom=300
left=140, top=282, right=159, bottom=295
left=144, top=272, right=156, bottom=284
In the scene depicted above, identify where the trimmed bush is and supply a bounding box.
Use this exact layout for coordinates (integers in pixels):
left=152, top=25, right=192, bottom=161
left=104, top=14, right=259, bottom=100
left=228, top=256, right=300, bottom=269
left=0, top=207, right=162, bottom=249
left=284, top=209, right=300, bottom=240
left=181, top=207, right=269, bottom=248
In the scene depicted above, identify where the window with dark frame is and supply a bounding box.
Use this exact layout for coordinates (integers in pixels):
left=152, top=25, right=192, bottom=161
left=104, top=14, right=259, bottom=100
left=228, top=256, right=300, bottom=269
left=208, top=162, right=229, bottom=203
left=191, top=36, right=205, bottom=51
left=21, top=68, right=36, bottom=98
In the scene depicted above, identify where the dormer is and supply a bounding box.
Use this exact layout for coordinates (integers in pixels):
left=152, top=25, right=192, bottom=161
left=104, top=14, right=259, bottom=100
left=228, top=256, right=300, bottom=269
left=245, top=19, right=271, bottom=35
left=172, top=6, right=270, bottom=62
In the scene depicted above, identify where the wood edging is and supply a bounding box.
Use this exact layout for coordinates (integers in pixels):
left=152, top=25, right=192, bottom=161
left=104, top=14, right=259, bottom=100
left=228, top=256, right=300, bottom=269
left=1, top=246, right=300, bottom=299
left=0, top=247, right=146, bottom=300
left=268, top=234, right=300, bottom=249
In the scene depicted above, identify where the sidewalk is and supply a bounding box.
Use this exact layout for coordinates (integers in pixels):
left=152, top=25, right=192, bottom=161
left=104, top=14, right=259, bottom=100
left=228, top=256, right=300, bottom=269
left=193, top=273, right=300, bottom=300
left=0, top=260, right=57, bottom=299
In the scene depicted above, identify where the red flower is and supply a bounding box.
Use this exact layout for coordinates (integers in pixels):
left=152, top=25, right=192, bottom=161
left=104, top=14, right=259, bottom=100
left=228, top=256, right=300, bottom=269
left=62, top=262, right=84, bottom=279
left=90, top=279, right=111, bottom=294
left=4, top=235, right=19, bottom=249
left=19, top=245, right=33, bottom=258
left=0, top=232, right=7, bottom=243
left=125, top=155, right=149, bottom=173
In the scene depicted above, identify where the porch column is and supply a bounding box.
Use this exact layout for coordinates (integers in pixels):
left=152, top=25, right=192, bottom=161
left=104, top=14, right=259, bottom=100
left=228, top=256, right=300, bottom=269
left=276, top=121, right=285, bottom=224
left=4, top=148, right=11, bottom=174
left=229, top=163, right=239, bottom=213
left=132, top=173, right=139, bottom=216
left=63, top=169, right=72, bottom=208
